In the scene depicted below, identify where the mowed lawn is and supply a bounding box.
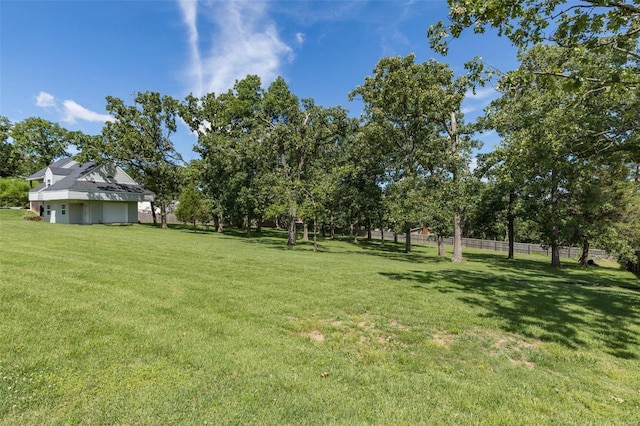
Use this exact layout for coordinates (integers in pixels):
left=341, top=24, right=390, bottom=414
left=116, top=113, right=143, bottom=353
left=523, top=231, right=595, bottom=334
left=1, top=210, right=639, bottom=425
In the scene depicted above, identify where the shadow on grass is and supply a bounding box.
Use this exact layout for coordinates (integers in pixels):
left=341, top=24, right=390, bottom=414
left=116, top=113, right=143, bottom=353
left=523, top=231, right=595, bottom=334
left=380, top=262, right=640, bottom=359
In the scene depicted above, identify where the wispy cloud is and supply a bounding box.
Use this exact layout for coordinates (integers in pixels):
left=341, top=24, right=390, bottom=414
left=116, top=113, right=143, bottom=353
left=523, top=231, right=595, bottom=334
left=466, top=87, right=497, bottom=101
left=179, top=0, right=292, bottom=97
left=34, top=91, right=113, bottom=124
left=177, top=0, right=203, bottom=96
left=61, top=100, right=114, bottom=124
left=462, top=87, right=498, bottom=115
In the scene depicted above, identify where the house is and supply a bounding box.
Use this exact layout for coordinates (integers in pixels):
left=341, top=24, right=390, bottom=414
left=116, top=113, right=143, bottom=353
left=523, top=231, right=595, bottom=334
left=27, top=158, right=154, bottom=224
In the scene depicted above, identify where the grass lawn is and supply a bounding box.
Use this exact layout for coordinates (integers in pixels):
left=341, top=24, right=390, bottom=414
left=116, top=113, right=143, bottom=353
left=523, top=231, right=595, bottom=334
left=1, top=209, right=639, bottom=425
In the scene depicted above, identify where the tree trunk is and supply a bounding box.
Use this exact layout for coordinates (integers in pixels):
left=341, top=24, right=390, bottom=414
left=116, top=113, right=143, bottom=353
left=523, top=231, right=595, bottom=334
left=551, top=226, right=561, bottom=268
left=287, top=208, right=297, bottom=246
left=217, top=212, right=224, bottom=233
left=302, top=221, right=309, bottom=241
left=192, top=219, right=197, bottom=233
left=507, top=190, right=515, bottom=260
left=437, top=235, right=446, bottom=256
left=394, top=232, right=398, bottom=244
left=451, top=209, right=463, bottom=262
left=160, top=200, right=168, bottom=229
left=246, top=213, right=252, bottom=237
left=150, top=201, right=158, bottom=225
left=351, top=221, right=358, bottom=243
left=313, top=216, right=318, bottom=253
left=367, top=218, right=372, bottom=241
left=405, top=225, right=411, bottom=253
left=329, top=213, right=335, bottom=239
left=550, top=170, right=561, bottom=268
left=579, top=239, right=590, bottom=267
left=380, top=228, right=385, bottom=246
left=449, top=111, right=463, bottom=262
left=256, top=219, right=262, bottom=233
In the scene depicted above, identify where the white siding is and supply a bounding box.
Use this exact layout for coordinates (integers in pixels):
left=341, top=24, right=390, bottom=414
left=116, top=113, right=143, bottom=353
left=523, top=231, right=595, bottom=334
left=79, top=164, right=137, bottom=185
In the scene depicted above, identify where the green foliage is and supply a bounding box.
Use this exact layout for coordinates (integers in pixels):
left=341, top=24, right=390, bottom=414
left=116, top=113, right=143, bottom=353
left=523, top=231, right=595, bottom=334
left=0, top=178, right=29, bottom=208
left=182, top=75, right=355, bottom=243
left=1, top=209, right=639, bottom=423
left=429, top=0, right=639, bottom=86
left=485, top=44, right=638, bottom=266
left=350, top=54, right=480, bottom=257
left=77, top=92, right=184, bottom=229
left=9, top=117, right=79, bottom=176
left=174, top=183, right=210, bottom=231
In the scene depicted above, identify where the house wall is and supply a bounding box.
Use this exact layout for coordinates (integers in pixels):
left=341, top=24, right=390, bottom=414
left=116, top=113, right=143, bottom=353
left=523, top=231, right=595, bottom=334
left=43, top=202, right=70, bottom=224
left=90, top=202, right=103, bottom=223
left=69, top=203, right=84, bottom=224
left=79, top=164, right=137, bottom=185
left=41, top=201, right=137, bottom=224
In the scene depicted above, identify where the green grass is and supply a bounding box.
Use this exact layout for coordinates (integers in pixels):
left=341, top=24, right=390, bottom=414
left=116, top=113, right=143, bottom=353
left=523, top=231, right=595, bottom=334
left=1, top=209, right=639, bottom=425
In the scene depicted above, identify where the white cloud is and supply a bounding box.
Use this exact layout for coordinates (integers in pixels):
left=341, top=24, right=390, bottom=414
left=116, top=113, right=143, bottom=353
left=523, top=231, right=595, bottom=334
left=61, top=100, right=114, bottom=124
left=34, top=92, right=114, bottom=124
left=179, top=0, right=293, bottom=97
left=177, top=0, right=203, bottom=96
left=35, top=91, right=57, bottom=108
left=295, top=32, right=305, bottom=45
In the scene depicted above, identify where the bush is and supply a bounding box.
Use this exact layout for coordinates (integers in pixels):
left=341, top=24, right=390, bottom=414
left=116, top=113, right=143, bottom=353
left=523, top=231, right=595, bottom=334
left=0, top=177, right=29, bottom=208
left=22, top=214, right=44, bottom=221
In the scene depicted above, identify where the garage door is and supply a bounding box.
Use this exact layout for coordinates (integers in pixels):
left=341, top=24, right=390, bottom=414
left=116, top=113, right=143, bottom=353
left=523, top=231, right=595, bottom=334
left=103, top=203, right=128, bottom=223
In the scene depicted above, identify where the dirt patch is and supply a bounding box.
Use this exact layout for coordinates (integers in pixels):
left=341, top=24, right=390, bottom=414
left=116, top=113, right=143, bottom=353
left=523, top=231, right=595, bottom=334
left=432, top=332, right=458, bottom=348
left=509, top=358, right=535, bottom=369
left=301, top=330, right=325, bottom=342
left=293, top=314, right=411, bottom=348
left=390, top=320, right=410, bottom=331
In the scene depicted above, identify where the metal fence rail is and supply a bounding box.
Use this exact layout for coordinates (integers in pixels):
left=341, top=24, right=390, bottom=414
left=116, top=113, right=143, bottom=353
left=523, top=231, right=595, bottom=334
left=369, top=230, right=608, bottom=260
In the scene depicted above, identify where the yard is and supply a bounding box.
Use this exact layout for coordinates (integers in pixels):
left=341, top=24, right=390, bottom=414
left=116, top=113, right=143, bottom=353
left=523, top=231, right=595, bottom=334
left=1, top=209, right=639, bottom=424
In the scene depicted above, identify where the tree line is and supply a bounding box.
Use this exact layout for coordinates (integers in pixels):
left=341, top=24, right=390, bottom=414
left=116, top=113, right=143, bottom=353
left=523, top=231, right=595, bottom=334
left=2, top=0, right=638, bottom=267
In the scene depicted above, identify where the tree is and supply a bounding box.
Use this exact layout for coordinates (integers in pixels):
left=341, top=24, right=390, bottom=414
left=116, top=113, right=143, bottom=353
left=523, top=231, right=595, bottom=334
left=10, top=117, right=77, bottom=175
left=78, top=92, right=184, bottom=229
left=0, top=116, right=21, bottom=178
left=175, top=182, right=210, bottom=232
left=180, top=76, right=277, bottom=236
left=264, top=78, right=352, bottom=246
left=429, top=0, right=640, bottom=87
left=485, top=44, right=636, bottom=267
left=350, top=54, right=479, bottom=259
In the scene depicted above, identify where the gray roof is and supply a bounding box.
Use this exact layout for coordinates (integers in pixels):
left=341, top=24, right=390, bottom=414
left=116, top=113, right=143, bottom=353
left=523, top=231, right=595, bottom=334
left=29, top=158, right=154, bottom=197
left=26, top=157, right=77, bottom=180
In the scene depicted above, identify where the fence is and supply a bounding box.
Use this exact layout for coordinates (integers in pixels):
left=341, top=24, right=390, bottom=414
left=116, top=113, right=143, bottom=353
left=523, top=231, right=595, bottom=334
left=369, top=230, right=609, bottom=260
left=136, top=211, right=610, bottom=261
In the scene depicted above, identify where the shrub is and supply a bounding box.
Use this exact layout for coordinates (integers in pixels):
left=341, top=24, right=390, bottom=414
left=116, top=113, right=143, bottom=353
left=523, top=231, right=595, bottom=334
left=0, top=177, right=29, bottom=208
left=22, top=214, right=44, bottom=221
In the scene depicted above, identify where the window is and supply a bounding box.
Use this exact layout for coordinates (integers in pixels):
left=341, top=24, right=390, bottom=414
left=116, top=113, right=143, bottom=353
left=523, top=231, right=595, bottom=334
left=46, top=205, right=51, bottom=216
left=61, top=204, right=66, bottom=215
left=46, top=179, right=51, bottom=188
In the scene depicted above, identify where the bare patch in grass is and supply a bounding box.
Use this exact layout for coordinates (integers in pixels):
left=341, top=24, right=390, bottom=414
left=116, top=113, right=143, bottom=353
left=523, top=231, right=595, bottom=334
left=390, top=320, right=410, bottom=331
left=301, top=330, right=325, bottom=343
left=432, top=332, right=458, bottom=348
left=431, top=328, right=542, bottom=368
left=292, top=314, right=410, bottom=348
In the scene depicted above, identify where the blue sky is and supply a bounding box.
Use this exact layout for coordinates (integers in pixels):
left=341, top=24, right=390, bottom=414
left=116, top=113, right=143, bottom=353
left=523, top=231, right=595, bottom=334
left=1, top=0, right=519, bottom=160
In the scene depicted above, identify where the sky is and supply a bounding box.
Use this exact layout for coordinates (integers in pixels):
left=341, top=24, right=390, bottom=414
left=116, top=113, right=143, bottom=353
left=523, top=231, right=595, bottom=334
left=1, top=0, right=519, bottom=160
